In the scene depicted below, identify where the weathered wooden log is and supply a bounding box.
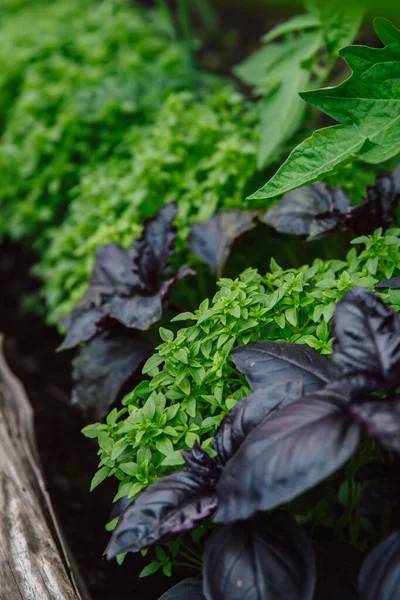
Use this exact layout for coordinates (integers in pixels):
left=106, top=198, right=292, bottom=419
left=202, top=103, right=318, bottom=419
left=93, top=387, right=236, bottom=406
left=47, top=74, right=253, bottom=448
left=0, top=335, right=91, bottom=600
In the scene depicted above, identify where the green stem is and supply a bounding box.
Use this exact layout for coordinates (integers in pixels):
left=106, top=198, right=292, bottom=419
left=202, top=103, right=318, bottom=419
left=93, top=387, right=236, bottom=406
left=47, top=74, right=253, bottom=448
left=177, top=0, right=196, bottom=85
left=179, top=549, right=203, bottom=567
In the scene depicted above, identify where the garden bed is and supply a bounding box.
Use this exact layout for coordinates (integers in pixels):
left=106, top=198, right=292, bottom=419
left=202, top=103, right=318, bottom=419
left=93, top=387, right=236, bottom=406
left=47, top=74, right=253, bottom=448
left=1, top=1, right=400, bottom=599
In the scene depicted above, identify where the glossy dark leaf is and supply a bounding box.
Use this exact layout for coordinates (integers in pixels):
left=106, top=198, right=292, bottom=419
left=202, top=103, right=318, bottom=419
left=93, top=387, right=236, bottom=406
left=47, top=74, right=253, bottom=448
left=260, top=183, right=349, bottom=238
left=181, top=441, right=221, bottom=483
left=59, top=242, right=138, bottom=350
left=60, top=304, right=109, bottom=350
left=109, top=265, right=193, bottom=329
left=215, top=392, right=360, bottom=523
left=133, top=202, right=178, bottom=294
left=350, top=398, right=400, bottom=454
left=159, top=579, right=205, bottom=600
left=104, top=469, right=217, bottom=559
left=345, top=169, right=400, bottom=235
left=212, top=380, right=304, bottom=465
left=359, top=531, right=400, bottom=600
left=71, top=332, right=152, bottom=418
left=60, top=203, right=192, bottom=348
left=189, top=210, right=258, bottom=276
left=313, top=542, right=362, bottom=600
left=375, top=277, right=400, bottom=289
left=232, top=341, right=338, bottom=394
left=203, top=514, right=316, bottom=600
left=332, top=287, right=400, bottom=392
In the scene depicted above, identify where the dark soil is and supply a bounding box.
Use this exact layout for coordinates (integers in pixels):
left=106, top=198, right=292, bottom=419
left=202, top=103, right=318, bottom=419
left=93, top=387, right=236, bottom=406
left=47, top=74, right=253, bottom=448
left=0, top=239, right=182, bottom=600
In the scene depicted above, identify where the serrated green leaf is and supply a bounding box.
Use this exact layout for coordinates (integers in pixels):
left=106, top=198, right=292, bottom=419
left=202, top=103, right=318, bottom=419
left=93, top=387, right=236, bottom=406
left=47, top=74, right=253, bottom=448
left=250, top=21, right=400, bottom=198
left=305, top=0, right=364, bottom=54
left=249, top=125, right=365, bottom=199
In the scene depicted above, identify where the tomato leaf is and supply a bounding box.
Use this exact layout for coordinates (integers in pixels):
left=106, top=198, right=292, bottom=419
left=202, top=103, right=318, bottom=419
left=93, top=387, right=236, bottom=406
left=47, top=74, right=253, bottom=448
left=250, top=20, right=400, bottom=199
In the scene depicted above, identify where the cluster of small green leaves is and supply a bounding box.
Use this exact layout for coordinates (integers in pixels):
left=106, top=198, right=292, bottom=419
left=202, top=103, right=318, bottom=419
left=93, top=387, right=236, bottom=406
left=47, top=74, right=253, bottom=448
left=85, top=228, right=400, bottom=501
left=0, top=0, right=191, bottom=248
left=38, top=88, right=258, bottom=324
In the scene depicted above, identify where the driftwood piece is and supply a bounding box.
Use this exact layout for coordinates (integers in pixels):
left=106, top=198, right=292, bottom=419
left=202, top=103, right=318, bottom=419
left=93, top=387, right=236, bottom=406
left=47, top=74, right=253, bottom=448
left=0, top=335, right=91, bottom=600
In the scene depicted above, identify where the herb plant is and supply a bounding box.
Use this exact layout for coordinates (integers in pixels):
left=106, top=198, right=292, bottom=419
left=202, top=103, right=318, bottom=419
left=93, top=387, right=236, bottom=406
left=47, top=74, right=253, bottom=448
left=86, top=228, right=400, bottom=501
left=102, top=287, right=400, bottom=599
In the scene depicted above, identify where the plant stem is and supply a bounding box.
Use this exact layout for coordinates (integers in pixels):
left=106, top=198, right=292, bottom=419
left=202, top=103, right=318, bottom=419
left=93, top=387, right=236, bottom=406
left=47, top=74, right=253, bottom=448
left=177, top=0, right=196, bottom=86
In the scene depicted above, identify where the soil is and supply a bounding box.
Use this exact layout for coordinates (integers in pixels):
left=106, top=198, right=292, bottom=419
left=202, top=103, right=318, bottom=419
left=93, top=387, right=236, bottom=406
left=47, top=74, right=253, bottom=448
left=0, top=239, right=182, bottom=600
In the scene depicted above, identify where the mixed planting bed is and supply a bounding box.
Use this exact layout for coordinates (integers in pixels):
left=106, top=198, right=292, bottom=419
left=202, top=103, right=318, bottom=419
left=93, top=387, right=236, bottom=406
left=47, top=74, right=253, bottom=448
left=2, top=0, right=400, bottom=598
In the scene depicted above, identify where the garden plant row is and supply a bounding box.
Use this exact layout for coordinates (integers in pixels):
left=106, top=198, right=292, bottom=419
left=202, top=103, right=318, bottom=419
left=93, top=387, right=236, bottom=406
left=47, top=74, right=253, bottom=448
left=2, top=0, right=400, bottom=598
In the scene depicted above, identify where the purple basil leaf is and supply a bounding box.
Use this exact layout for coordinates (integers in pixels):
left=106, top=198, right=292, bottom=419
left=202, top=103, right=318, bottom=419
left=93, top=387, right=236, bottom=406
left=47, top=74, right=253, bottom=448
left=104, top=470, right=217, bottom=559
left=232, top=341, right=338, bottom=394
left=59, top=304, right=109, bottom=350
left=59, top=242, right=139, bottom=350
left=350, top=398, right=400, bottom=454
left=346, top=169, right=400, bottom=235
left=203, top=515, right=316, bottom=600
left=375, top=277, right=400, bottom=289
left=159, top=579, right=205, bottom=600
left=133, top=202, right=178, bottom=294
left=189, top=210, right=258, bottom=276
left=60, top=203, right=186, bottom=349
left=181, top=442, right=221, bottom=483
left=215, top=391, right=361, bottom=523
left=260, top=183, right=349, bottom=238
left=313, top=542, right=362, bottom=600
left=359, top=531, right=400, bottom=600
left=71, top=332, right=152, bottom=419
left=212, top=380, right=304, bottom=465
left=332, top=287, right=400, bottom=392
left=109, top=265, right=194, bottom=329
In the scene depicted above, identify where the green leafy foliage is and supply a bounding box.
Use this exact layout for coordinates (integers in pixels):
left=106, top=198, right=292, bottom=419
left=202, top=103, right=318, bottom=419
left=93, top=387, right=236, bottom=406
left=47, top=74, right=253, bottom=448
left=38, top=88, right=258, bottom=324
left=305, top=0, right=365, bottom=55
left=0, top=0, right=205, bottom=248
left=234, top=1, right=365, bottom=169
left=250, top=18, right=400, bottom=200
left=87, top=229, right=400, bottom=503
